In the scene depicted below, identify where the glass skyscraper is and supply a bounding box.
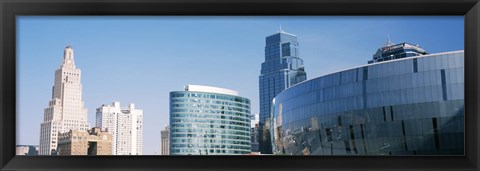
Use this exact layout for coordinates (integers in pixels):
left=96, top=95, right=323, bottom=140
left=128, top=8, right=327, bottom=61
left=258, top=29, right=307, bottom=154
left=169, top=85, right=251, bottom=155
left=270, top=45, right=464, bottom=155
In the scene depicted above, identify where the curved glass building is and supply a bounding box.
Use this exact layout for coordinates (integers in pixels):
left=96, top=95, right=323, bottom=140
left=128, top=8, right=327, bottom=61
left=271, top=50, right=464, bottom=155
left=170, top=85, right=251, bottom=155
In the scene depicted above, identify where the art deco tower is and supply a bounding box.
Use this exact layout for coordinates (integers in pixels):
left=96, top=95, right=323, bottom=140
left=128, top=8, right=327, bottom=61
left=258, top=28, right=307, bottom=154
left=39, top=45, right=89, bottom=155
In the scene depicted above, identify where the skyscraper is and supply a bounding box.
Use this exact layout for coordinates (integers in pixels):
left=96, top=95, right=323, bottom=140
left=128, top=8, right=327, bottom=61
left=96, top=101, right=143, bottom=155
left=160, top=125, right=170, bottom=155
left=170, top=85, right=251, bottom=155
left=39, top=45, right=89, bottom=155
left=258, top=28, right=307, bottom=154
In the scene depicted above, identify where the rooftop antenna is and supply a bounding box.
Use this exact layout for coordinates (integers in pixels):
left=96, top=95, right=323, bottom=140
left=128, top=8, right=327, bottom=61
left=384, top=34, right=394, bottom=47
left=279, top=25, right=284, bottom=33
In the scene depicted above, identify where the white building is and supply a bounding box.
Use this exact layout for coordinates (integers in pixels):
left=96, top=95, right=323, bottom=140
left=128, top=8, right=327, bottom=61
left=160, top=125, right=169, bottom=155
left=96, top=101, right=143, bottom=155
left=39, top=45, right=89, bottom=155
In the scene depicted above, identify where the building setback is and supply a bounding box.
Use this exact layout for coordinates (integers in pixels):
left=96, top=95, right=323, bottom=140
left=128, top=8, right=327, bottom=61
left=258, top=28, right=307, bottom=154
left=270, top=41, right=464, bottom=155
left=57, top=127, right=112, bottom=155
left=39, top=45, right=89, bottom=155
left=96, top=101, right=143, bottom=155
left=161, top=125, right=170, bottom=155
left=170, top=85, right=251, bottom=155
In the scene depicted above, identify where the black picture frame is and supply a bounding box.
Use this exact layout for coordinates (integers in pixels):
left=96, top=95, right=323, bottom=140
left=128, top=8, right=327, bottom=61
left=1, top=0, right=479, bottom=170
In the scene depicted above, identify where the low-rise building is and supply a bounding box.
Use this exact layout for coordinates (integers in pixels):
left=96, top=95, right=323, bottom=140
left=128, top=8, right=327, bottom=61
left=57, top=127, right=112, bottom=155
left=16, top=145, right=39, bottom=155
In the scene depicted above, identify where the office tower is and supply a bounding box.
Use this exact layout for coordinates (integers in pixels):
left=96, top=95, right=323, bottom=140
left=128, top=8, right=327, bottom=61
left=96, top=101, right=143, bottom=155
left=368, top=37, right=428, bottom=64
left=161, top=125, right=170, bottom=155
left=258, top=28, right=307, bottom=154
left=39, top=45, right=89, bottom=155
left=57, top=127, right=112, bottom=155
left=170, top=85, right=251, bottom=155
left=271, top=48, right=464, bottom=155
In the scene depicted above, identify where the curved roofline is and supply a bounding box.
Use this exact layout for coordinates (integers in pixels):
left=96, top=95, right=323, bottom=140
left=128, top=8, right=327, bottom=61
left=280, top=50, right=464, bottom=93
left=184, top=85, right=239, bottom=96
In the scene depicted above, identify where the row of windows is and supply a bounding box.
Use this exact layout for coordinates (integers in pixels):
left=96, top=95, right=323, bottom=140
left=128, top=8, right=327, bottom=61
left=275, top=95, right=464, bottom=125
left=172, top=123, right=250, bottom=132
left=171, top=137, right=250, bottom=145
left=171, top=128, right=250, bottom=136
left=171, top=109, right=249, bottom=118
left=171, top=103, right=250, bottom=113
left=171, top=118, right=249, bottom=127
left=171, top=138, right=251, bottom=144
left=171, top=149, right=250, bottom=155
left=171, top=143, right=251, bottom=150
left=171, top=99, right=250, bottom=109
left=172, top=113, right=249, bottom=123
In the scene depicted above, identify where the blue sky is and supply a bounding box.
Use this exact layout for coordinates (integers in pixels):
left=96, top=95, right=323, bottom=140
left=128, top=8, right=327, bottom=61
left=16, top=16, right=464, bottom=155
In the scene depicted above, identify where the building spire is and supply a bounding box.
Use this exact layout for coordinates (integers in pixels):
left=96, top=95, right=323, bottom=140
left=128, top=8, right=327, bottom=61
left=384, top=34, right=394, bottom=47
left=63, top=43, right=75, bottom=67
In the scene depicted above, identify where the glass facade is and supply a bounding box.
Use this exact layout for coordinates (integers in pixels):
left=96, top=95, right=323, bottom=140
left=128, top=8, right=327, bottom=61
left=271, top=51, right=464, bottom=155
left=169, top=90, right=251, bottom=155
left=259, top=30, right=307, bottom=154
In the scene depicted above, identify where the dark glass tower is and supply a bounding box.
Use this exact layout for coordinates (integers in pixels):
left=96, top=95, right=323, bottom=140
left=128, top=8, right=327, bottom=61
left=258, top=29, right=307, bottom=154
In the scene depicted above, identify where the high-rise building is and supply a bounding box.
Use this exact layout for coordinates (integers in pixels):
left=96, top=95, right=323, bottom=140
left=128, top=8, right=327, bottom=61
left=96, top=101, right=143, bottom=155
left=57, top=127, right=112, bottom=155
left=39, top=45, right=89, bottom=155
left=161, top=125, right=170, bottom=155
left=170, top=85, right=251, bottom=155
left=258, top=28, right=307, bottom=154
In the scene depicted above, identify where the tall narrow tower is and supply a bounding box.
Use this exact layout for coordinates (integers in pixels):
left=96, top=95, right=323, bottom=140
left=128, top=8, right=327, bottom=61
left=39, top=45, right=89, bottom=155
left=258, top=29, right=307, bottom=154
left=160, top=125, right=170, bottom=155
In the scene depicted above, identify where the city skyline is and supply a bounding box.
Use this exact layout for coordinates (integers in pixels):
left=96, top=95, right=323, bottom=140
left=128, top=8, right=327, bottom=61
left=17, top=16, right=464, bottom=155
